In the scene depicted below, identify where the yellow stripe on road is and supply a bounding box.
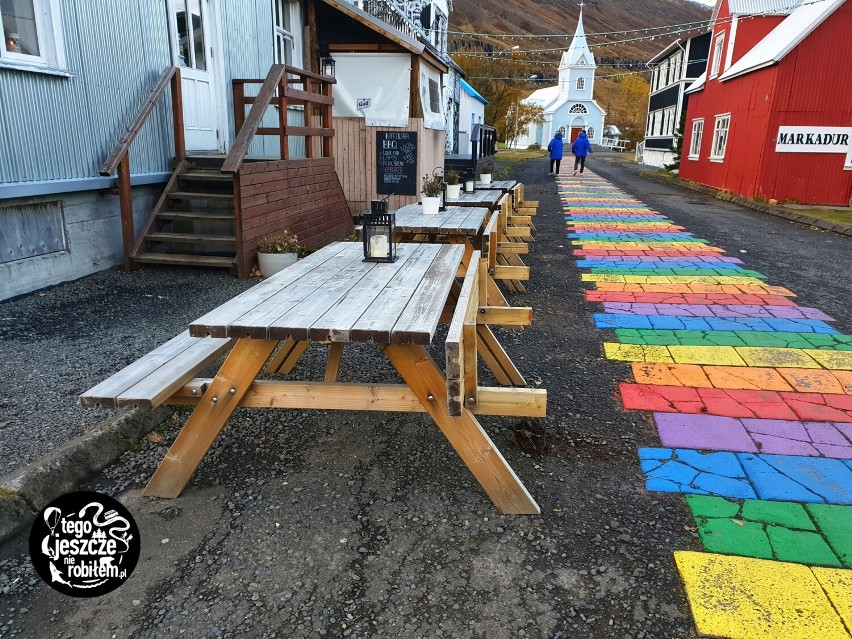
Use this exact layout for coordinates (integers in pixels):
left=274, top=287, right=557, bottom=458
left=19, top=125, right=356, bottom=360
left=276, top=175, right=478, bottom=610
left=675, top=552, right=852, bottom=639
left=603, top=343, right=847, bottom=369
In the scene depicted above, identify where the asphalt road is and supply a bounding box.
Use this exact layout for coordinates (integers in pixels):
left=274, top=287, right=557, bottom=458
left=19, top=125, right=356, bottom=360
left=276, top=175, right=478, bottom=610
left=0, top=151, right=848, bottom=639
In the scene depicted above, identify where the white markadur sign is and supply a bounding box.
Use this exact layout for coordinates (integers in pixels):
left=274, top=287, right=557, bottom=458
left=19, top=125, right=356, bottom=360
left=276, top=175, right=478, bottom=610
left=775, top=126, right=851, bottom=152
left=775, top=126, right=852, bottom=170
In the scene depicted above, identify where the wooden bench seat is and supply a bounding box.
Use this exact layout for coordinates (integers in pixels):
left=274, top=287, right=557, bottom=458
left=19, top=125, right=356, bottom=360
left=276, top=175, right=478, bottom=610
left=80, top=331, right=234, bottom=410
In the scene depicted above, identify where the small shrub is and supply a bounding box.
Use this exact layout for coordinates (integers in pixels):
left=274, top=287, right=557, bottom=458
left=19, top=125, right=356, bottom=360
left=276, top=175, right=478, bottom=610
left=444, top=169, right=461, bottom=185
left=422, top=170, right=444, bottom=197
left=256, top=231, right=300, bottom=254
left=480, top=160, right=495, bottom=174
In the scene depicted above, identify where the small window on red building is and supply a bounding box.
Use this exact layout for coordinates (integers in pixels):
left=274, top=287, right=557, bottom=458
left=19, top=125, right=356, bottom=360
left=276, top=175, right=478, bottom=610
left=710, top=32, right=725, bottom=78
left=710, top=114, right=730, bottom=161
left=689, top=119, right=703, bottom=160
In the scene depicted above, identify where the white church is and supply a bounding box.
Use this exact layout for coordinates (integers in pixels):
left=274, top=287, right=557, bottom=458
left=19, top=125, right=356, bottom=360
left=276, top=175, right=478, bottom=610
left=515, top=8, right=606, bottom=148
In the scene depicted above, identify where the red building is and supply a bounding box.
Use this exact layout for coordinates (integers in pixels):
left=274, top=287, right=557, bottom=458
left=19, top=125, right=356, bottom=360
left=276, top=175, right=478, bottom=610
left=679, top=0, right=852, bottom=206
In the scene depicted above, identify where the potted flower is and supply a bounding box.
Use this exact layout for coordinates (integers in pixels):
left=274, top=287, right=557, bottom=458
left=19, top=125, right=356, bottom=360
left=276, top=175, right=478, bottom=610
left=256, top=231, right=300, bottom=277
left=421, top=171, right=443, bottom=215
left=479, top=160, right=494, bottom=184
left=444, top=169, right=462, bottom=200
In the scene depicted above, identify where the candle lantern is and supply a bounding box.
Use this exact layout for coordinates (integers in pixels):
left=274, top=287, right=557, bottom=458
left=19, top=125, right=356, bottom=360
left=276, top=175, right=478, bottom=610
left=362, top=200, right=397, bottom=263
left=321, top=56, right=336, bottom=78
left=464, top=178, right=475, bottom=193
left=439, top=180, right=447, bottom=211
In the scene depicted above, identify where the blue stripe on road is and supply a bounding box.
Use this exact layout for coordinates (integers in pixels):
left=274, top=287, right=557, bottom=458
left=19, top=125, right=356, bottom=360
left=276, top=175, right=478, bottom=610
left=593, top=314, right=839, bottom=333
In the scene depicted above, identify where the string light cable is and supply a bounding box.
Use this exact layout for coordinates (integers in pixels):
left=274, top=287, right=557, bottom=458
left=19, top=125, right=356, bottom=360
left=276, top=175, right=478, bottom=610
left=440, top=0, right=828, bottom=42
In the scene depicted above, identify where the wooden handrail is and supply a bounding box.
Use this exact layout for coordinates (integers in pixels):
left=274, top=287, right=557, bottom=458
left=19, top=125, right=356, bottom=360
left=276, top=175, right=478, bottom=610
left=223, top=64, right=336, bottom=174
left=100, top=66, right=185, bottom=271
left=100, top=67, right=185, bottom=176
left=221, top=64, right=286, bottom=174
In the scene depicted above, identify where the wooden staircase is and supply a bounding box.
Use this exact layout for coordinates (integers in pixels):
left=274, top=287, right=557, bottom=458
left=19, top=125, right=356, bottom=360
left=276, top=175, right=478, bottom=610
left=131, top=156, right=238, bottom=271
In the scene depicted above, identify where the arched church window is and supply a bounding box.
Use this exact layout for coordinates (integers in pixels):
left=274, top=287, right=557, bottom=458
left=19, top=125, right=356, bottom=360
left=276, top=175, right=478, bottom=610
left=576, top=77, right=585, bottom=91
left=569, top=104, right=588, bottom=114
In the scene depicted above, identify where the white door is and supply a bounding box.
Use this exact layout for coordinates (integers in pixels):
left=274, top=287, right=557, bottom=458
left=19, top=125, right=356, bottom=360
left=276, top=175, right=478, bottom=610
left=172, top=0, right=222, bottom=151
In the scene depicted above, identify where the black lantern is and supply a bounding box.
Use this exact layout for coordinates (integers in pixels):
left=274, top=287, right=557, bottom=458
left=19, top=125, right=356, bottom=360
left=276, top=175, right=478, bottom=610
left=362, top=199, right=397, bottom=262
left=321, top=56, right=336, bottom=78
left=439, top=180, right=447, bottom=211
left=464, top=177, right=475, bottom=193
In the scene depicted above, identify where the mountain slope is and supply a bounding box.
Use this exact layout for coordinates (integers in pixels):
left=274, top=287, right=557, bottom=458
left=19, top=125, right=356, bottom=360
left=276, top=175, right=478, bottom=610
left=450, top=0, right=713, bottom=62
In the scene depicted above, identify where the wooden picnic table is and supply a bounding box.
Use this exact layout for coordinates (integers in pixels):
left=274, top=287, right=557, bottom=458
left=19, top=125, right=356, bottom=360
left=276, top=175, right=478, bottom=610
left=475, top=180, right=518, bottom=193
left=444, top=189, right=504, bottom=209
left=112, top=241, right=544, bottom=514
left=394, top=204, right=488, bottom=236
left=392, top=203, right=532, bottom=309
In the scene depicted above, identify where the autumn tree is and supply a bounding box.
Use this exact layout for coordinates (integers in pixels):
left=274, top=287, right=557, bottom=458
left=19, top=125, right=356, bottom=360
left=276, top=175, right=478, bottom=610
left=607, top=74, right=650, bottom=149
left=451, top=47, right=544, bottom=144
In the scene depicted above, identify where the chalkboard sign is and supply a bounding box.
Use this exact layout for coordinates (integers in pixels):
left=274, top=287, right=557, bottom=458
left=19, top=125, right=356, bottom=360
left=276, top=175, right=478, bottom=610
left=376, top=131, right=417, bottom=196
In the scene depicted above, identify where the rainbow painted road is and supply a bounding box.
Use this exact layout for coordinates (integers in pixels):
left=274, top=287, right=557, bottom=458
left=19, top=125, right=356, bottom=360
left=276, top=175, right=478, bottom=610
left=560, top=171, right=852, bottom=638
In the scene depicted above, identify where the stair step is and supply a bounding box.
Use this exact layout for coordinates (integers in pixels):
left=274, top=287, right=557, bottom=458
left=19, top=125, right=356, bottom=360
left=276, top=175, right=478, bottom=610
left=168, top=191, right=234, bottom=201
left=133, top=253, right=235, bottom=268
left=146, top=232, right=236, bottom=245
left=157, top=210, right=235, bottom=221
left=179, top=171, right=233, bottom=182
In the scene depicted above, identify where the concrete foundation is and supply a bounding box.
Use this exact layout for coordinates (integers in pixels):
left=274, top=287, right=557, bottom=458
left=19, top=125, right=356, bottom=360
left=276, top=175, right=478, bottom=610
left=0, top=185, right=162, bottom=301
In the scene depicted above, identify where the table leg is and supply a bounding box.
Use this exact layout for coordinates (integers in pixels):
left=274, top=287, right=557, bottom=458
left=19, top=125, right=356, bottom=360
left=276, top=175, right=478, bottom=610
left=143, top=338, right=279, bottom=498
left=382, top=343, right=540, bottom=515
left=477, top=325, right=526, bottom=386
left=265, top=338, right=311, bottom=375
left=324, top=343, right=345, bottom=382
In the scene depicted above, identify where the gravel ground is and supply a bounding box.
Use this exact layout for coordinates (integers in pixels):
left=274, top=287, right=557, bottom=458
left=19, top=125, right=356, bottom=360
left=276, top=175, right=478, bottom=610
left=0, top=269, right=257, bottom=475
left=0, top=153, right=848, bottom=639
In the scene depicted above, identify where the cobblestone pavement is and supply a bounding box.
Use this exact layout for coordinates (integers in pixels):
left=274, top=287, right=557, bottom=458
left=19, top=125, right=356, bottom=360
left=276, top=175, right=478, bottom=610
left=559, top=165, right=852, bottom=639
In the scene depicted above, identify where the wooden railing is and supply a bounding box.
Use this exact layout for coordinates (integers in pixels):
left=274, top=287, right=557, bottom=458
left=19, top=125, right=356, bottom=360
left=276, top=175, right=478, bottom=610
left=357, top=0, right=420, bottom=41
left=471, top=124, right=498, bottom=161
left=100, top=67, right=185, bottom=270
left=224, top=65, right=335, bottom=174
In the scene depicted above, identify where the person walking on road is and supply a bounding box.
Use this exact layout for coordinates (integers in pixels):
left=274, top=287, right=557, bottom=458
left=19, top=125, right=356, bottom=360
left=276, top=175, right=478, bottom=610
left=572, top=130, right=593, bottom=176
left=547, top=132, right=564, bottom=176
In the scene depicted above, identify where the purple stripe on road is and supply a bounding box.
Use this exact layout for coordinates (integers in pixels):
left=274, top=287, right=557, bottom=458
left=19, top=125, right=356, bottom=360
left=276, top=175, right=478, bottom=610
left=602, top=303, right=835, bottom=321
left=654, top=413, right=852, bottom=459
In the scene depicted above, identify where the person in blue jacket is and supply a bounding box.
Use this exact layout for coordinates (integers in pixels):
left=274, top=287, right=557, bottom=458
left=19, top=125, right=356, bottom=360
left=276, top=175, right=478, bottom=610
left=546, top=131, right=564, bottom=176
left=571, top=130, right=593, bottom=175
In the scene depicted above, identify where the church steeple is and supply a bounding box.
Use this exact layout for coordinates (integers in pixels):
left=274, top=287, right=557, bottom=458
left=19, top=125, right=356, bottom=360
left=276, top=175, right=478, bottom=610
left=558, top=4, right=596, bottom=99
left=559, top=5, right=595, bottom=70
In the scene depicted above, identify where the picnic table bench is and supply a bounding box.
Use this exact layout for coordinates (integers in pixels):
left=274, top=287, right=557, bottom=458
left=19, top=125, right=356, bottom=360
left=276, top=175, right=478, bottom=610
left=81, top=242, right=545, bottom=514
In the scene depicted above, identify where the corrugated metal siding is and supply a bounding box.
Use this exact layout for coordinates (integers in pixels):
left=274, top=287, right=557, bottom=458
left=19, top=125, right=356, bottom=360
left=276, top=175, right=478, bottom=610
left=0, top=0, right=173, bottom=184
left=759, top=0, right=852, bottom=205
left=220, top=0, right=278, bottom=158
left=728, top=0, right=803, bottom=15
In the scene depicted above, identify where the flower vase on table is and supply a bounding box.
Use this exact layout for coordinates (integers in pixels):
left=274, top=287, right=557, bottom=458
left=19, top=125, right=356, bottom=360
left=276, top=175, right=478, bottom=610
left=421, top=170, right=444, bottom=215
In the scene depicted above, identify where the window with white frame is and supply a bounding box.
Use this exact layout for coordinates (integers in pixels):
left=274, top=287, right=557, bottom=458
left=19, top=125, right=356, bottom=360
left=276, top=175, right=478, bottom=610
left=569, top=103, right=588, bottom=114
left=646, top=114, right=652, bottom=136
left=671, top=52, right=682, bottom=82
left=272, top=0, right=302, bottom=67
left=710, top=114, right=730, bottom=160
left=576, top=77, right=585, bottom=91
left=710, top=32, right=725, bottom=78
left=689, top=119, right=703, bottom=159
left=0, top=0, right=65, bottom=70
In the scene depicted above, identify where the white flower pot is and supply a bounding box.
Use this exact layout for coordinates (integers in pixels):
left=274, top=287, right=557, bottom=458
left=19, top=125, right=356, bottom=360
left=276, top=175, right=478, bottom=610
left=446, top=184, right=462, bottom=199
left=479, top=173, right=492, bottom=184
left=257, top=251, right=298, bottom=277
left=421, top=196, right=441, bottom=215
